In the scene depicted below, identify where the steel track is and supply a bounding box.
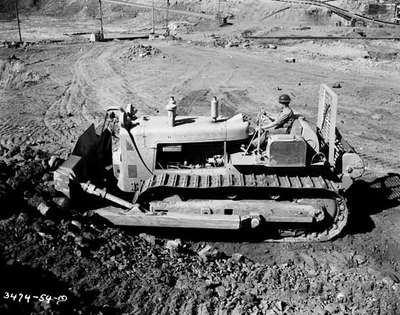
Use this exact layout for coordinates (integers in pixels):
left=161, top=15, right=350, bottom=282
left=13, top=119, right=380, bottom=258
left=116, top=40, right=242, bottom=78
left=136, top=171, right=348, bottom=242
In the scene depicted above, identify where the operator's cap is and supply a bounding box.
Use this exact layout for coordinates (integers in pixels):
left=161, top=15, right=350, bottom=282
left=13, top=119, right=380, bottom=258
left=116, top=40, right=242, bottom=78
left=279, top=94, right=291, bottom=104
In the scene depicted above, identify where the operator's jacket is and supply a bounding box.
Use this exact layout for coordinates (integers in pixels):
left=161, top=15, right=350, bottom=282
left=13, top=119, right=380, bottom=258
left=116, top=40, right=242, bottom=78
left=271, top=107, right=295, bottom=130
left=252, top=107, right=295, bottom=148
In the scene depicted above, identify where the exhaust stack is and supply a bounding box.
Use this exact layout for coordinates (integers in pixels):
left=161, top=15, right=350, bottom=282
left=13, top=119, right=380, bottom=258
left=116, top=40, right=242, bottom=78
left=166, top=96, right=177, bottom=127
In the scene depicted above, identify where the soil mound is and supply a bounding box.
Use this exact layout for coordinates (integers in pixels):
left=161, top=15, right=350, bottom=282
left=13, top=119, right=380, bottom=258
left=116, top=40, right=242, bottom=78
left=120, top=43, right=161, bottom=61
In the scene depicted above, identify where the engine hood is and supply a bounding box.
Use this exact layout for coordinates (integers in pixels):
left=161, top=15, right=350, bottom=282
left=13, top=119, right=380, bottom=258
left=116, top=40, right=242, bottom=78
left=131, top=114, right=249, bottom=147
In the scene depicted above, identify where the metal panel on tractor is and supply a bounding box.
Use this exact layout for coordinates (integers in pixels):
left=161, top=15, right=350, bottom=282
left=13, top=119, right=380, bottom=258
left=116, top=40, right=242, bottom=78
left=266, top=134, right=307, bottom=167
left=317, top=84, right=337, bottom=166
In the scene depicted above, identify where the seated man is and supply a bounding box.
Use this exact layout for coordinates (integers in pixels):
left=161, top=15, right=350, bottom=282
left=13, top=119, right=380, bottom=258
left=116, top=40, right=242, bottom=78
left=262, top=94, right=294, bottom=131
left=251, top=94, right=295, bottom=150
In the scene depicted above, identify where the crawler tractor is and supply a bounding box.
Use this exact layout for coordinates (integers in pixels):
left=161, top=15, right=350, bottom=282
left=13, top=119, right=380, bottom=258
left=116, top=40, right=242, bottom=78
left=54, top=84, right=364, bottom=242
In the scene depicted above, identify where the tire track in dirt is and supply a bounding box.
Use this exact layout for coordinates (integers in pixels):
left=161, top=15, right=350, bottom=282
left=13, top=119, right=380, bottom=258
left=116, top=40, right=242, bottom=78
left=0, top=52, right=67, bottom=150
left=166, top=58, right=214, bottom=115
left=0, top=88, right=59, bottom=150
left=79, top=44, right=154, bottom=113
left=168, top=52, right=260, bottom=117
left=42, top=42, right=172, bottom=152
left=167, top=48, right=250, bottom=115
left=156, top=44, right=320, bottom=116
left=44, top=54, right=97, bottom=148
left=359, top=152, right=400, bottom=173
left=0, top=117, right=37, bottom=148
left=42, top=43, right=167, bottom=153
left=43, top=44, right=131, bottom=151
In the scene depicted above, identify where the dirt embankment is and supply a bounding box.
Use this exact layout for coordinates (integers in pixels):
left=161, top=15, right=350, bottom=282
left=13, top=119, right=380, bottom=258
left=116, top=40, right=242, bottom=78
left=0, top=0, right=37, bottom=14
left=1, top=0, right=142, bottom=21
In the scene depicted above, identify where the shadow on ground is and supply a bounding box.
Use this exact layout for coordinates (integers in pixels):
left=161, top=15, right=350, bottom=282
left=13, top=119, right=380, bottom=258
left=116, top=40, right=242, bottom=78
left=346, top=172, right=400, bottom=234
left=0, top=260, right=116, bottom=314
left=0, top=261, right=74, bottom=314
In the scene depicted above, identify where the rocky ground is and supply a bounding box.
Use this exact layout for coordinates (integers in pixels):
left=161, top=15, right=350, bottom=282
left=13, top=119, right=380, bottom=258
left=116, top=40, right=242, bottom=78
left=0, top=145, right=400, bottom=315
left=1, top=0, right=400, bottom=314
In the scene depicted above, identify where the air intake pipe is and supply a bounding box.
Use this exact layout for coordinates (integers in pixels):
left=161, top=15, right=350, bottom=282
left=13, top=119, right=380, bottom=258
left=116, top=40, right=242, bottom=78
left=211, top=96, right=219, bottom=122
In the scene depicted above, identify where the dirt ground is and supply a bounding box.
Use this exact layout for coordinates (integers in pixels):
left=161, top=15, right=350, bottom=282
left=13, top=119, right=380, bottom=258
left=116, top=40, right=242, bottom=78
left=1, top=1, right=400, bottom=313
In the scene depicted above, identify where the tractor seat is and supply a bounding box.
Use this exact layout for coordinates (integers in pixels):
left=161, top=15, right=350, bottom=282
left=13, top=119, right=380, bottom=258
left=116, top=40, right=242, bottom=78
left=290, top=116, right=320, bottom=152
left=289, top=118, right=303, bottom=137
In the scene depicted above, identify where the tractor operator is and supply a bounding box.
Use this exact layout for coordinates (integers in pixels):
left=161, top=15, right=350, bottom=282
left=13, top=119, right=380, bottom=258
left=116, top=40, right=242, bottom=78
left=261, top=94, right=294, bottom=131
left=251, top=94, right=295, bottom=149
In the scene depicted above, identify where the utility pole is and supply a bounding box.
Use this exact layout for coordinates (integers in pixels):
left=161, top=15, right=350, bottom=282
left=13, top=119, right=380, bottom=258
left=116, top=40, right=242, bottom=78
left=15, top=0, right=22, bottom=43
left=216, top=0, right=224, bottom=26
left=395, top=3, right=400, bottom=24
left=165, top=0, right=170, bottom=36
left=98, top=0, right=104, bottom=40
left=151, top=0, right=155, bottom=34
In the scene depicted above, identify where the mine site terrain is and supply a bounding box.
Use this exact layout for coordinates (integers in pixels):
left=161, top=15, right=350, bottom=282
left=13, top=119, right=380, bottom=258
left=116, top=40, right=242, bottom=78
left=1, top=0, right=400, bottom=314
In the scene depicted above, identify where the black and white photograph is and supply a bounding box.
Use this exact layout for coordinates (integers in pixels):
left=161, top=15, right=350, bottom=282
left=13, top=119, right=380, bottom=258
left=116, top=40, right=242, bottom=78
left=0, top=0, right=400, bottom=314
